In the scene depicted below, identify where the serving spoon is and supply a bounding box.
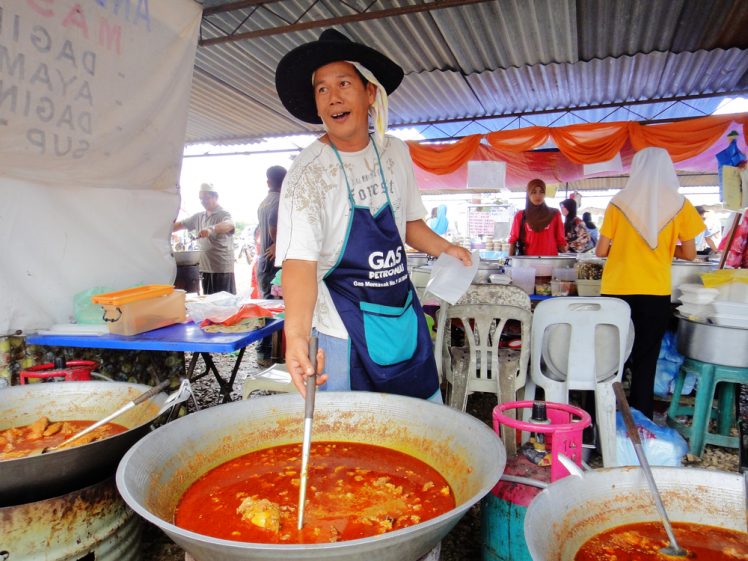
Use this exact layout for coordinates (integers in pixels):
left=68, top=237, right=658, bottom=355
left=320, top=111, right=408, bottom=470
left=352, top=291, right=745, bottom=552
left=613, top=382, right=688, bottom=558
left=297, top=336, right=319, bottom=530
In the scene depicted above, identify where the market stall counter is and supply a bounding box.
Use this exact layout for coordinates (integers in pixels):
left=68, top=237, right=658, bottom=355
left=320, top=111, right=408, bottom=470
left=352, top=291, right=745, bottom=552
left=26, top=319, right=284, bottom=404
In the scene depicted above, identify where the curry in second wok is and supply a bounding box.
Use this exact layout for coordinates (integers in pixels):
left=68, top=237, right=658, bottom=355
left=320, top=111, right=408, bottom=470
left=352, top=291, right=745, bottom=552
left=175, top=441, right=455, bottom=544
left=0, top=416, right=127, bottom=460
left=575, top=521, right=748, bottom=561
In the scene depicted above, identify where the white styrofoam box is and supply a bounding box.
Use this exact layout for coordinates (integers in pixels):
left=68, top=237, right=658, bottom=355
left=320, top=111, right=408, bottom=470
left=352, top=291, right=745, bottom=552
left=679, top=291, right=718, bottom=305
left=679, top=283, right=719, bottom=296
left=712, top=300, right=748, bottom=317
left=716, top=281, right=748, bottom=304
left=677, top=303, right=713, bottom=319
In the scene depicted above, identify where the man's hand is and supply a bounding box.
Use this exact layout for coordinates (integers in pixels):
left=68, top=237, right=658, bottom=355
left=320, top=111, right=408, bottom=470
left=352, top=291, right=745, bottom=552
left=285, top=335, right=327, bottom=397
left=444, top=243, right=472, bottom=266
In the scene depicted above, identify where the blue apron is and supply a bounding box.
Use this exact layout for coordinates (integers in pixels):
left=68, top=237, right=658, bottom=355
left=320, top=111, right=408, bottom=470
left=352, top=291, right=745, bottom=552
left=324, top=139, right=439, bottom=399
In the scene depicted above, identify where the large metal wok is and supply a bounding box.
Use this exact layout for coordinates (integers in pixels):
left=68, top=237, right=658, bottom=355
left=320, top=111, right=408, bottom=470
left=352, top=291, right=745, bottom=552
left=1, top=381, right=168, bottom=506
left=117, top=391, right=506, bottom=561
left=524, top=466, right=746, bottom=561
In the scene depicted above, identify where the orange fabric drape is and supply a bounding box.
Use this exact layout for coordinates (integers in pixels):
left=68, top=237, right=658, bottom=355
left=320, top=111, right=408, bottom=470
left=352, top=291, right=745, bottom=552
left=550, top=122, right=631, bottom=164
left=406, top=134, right=482, bottom=175
left=630, top=115, right=733, bottom=162
left=407, top=113, right=748, bottom=175
left=485, top=126, right=549, bottom=152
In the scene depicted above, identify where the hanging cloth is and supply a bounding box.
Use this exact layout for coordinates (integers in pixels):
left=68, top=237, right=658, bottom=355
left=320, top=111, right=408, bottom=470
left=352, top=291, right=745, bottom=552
left=610, top=147, right=684, bottom=250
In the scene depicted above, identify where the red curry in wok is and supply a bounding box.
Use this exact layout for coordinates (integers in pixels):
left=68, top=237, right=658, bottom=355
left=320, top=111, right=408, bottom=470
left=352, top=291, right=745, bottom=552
left=175, top=441, right=455, bottom=543
left=0, top=416, right=127, bottom=460
left=575, top=521, right=748, bottom=560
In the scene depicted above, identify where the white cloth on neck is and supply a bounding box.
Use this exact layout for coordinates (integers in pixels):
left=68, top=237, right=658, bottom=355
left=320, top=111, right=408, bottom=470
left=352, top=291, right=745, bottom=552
left=610, top=147, right=684, bottom=249
left=349, top=61, right=388, bottom=148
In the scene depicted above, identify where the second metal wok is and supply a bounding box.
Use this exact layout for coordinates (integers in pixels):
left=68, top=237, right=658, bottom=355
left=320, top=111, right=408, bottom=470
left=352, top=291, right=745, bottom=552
left=524, top=466, right=746, bottom=561
left=0, top=381, right=168, bottom=506
left=117, top=391, right=506, bottom=561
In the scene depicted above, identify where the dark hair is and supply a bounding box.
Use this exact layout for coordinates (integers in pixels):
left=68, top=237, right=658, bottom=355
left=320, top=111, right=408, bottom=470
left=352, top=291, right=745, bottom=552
left=266, top=165, right=287, bottom=189
left=695, top=205, right=706, bottom=215
left=582, top=211, right=596, bottom=229
left=560, top=198, right=578, bottom=235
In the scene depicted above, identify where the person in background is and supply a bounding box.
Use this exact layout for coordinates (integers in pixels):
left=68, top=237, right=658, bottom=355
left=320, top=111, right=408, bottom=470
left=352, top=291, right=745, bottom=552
left=427, top=204, right=449, bottom=235
left=256, top=165, right=287, bottom=367
left=693, top=205, right=718, bottom=255
left=508, top=179, right=567, bottom=256
left=274, top=28, right=472, bottom=399
left=582, top=211, right=599, bottom=246
left=596, top=147, right=704, bottom=418
left=173, top=183, right=236, bottom=294
left=560, top=198, right=593, bottom=253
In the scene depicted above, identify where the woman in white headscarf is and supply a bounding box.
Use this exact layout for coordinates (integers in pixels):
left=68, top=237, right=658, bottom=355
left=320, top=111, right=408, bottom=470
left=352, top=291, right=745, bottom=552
left=596, top=147, right=704, bottom=418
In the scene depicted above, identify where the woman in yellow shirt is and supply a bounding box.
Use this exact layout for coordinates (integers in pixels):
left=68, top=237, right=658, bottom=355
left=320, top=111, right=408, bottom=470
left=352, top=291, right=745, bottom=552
left=596, top=147, right=705, bottom=418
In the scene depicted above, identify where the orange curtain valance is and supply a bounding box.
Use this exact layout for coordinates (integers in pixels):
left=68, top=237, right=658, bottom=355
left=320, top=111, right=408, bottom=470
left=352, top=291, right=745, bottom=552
left=407, top=113, right=748, bottom=175
left=406, top=134, right=482, bottom=175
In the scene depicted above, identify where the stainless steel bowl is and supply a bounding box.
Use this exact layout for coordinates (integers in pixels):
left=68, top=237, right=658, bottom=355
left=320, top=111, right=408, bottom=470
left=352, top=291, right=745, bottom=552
left=174, top=250, right=201, bottom=266
left=676, top=315, right=748, bottom=367
left=406, top=252, right=431, bottom=269
left=117, top=392, right=506, bottom=561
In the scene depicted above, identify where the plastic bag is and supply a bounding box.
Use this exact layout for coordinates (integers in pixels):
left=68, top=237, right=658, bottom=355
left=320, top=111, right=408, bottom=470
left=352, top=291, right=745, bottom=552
left=73, top=286, right=113, bottom=324
left=615, top=408, right=688, bottom=467
left=653, top=331, right=685, bottom=397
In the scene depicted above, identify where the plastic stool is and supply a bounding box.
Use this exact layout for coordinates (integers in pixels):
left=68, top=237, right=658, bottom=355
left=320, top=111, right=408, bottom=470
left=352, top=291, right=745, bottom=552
left=20, top=359, right=97, bottom=384
left=666, top=357, right=748, bottom=456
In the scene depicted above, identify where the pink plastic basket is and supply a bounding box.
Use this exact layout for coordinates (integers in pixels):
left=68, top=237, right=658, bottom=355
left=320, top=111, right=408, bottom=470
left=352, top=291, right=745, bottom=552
left=493, top=400, right=591, bottom=482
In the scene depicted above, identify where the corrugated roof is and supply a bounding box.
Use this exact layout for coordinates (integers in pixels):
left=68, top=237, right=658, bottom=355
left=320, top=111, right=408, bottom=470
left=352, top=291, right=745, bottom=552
left=188, top=0, right=748, bottom=144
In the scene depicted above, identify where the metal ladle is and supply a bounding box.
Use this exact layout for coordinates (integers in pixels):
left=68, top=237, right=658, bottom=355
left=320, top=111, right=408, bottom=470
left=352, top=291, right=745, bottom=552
left=32, top=379, right=171, bottom=456
left=297, top=336, right=318, bottom=530
left=612, top=382, right=688, bottom=557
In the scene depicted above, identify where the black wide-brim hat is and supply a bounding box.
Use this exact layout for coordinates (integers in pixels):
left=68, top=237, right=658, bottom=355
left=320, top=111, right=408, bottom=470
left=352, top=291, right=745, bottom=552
left=275, top=29, right=404, bottom=124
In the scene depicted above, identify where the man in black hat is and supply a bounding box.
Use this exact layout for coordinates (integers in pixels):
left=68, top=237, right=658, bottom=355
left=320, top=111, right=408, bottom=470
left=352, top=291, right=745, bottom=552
left=274, top=29, right=471, bottom=399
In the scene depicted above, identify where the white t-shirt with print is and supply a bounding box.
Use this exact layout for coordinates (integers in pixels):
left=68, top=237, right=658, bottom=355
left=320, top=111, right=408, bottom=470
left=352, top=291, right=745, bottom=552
left=275, top=136, right=427, bottom=339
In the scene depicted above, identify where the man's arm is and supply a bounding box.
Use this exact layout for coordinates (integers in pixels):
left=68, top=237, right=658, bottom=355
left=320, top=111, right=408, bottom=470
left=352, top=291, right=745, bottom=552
left=281, top=259, right=327, bottom=396
left=172, top=221, right=185, bottom=232
left=405, top=219, right=472, bottom=265
left=706, top=235, right=718, bottom=252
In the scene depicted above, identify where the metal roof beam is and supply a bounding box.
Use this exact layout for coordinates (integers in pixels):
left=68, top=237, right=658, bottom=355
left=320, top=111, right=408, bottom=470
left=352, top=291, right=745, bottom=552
left=199, top=0, right=494, bottom=47
left=202, top=1, right=284, bottom=17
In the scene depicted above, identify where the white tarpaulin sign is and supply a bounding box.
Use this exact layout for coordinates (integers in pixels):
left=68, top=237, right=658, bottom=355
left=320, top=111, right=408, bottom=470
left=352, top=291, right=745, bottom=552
left=0, top=0, right=202, bottom=334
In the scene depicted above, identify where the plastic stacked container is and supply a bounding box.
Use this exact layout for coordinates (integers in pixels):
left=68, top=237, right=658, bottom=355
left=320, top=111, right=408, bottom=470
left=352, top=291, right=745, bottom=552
left=92, top=285, right=186, bottom=336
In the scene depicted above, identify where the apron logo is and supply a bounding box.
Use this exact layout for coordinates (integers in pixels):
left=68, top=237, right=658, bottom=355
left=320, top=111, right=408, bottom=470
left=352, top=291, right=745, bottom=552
left=367, top=247, right=406, bottom=280
left=368, top=247, right=402, bottom=269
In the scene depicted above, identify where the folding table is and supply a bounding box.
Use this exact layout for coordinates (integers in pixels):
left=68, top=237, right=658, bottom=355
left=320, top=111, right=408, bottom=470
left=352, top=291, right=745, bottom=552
left=26, top=319, right=284, bottom=403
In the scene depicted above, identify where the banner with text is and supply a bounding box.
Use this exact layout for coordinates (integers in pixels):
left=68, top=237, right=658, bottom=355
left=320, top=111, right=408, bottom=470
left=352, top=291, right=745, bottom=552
left=0, top=0, right=202, bottom=334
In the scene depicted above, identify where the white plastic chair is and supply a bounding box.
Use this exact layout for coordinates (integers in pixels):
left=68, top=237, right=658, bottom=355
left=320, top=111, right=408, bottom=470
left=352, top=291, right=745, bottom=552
left=522, top=297, right=631, bottom=467
left=242, top=364, right=297, bottom=398
left=433, top=284, right=531, bottom=384
left=434, top=285, right=532, bottom=456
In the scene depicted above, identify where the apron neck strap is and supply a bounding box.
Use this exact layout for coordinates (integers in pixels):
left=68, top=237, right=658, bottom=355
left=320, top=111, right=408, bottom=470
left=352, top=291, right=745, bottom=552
left=330, top=136, right=391, bottom=208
